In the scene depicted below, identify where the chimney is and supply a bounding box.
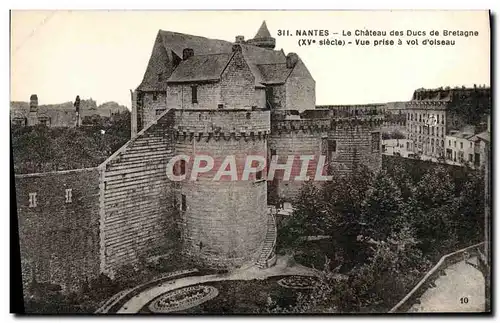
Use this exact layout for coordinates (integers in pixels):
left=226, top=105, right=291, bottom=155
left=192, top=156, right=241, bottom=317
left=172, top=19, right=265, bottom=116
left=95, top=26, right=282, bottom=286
left=74, top=95, right=81, bottom=127
left=286, top=53, right=298, bottom=69
left=232, top=44, right=242, bottom=52
left=235, top=35, right=245, bottom=43
left=29, top=94, right=38, bottom=112
left=182, top=48, right=194, bottom=60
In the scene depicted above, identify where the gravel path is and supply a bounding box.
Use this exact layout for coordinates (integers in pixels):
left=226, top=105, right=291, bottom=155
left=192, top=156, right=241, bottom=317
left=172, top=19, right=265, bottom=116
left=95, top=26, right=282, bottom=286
left=117, top=256, right=318, bottom=313
left=408, top=257, right=485, bottom=312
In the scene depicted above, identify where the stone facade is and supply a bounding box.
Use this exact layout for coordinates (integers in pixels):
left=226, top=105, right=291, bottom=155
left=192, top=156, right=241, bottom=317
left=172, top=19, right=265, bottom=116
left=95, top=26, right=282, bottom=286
left=15, top=168, right=101, bottom=293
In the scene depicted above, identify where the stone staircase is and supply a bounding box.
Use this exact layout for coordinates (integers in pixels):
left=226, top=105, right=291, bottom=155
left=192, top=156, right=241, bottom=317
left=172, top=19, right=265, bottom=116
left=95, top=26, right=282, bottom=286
left=255, top=211, right=277, bottom=269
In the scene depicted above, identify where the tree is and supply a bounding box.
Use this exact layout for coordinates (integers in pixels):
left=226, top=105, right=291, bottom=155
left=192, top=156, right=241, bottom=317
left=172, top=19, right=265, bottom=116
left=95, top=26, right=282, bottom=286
left=410, top=166, right=458, bottom=253
left=278, top=181, right=322, bottom=252
left=454, top=169, right=484, bottom=245
left=320, top=164, right=375, bottom=266
left=361, top=171, right=405, bottom=240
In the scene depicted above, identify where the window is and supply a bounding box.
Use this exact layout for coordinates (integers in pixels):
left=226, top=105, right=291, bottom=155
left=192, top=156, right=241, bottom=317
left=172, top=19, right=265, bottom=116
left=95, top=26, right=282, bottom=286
left=256, top=170, right=263, bottom=180
left=180, top=160, right=186, bottom=175
left=470, top=142, right=473, bottom=148
left=29, top=193, right=37, bottom=208
left=419, top=126, right=421, bottom=134
left=175, top=159, right=186, bottom=176
left=448, top=140, right=451, bottom=146
left=454, top=141, right=456, bottom=148
left=460, top=142, right=463, bottom=149
left=437, top=115, right=440, bottom=123
left=419, top=114, right=422, bottom=122
left=191, top=86, right=198, bottom=104
left=153, top=92, right=158, bottom=101
left=328, top=139, right=337, bottom=153
left=270, top=149, right=277, bottom=157
left=442, top=115, right=445, bottom=124
left=218, top=104, right=224, bottom=109
left=469, top=154, right=473, bottom=162
left=246, top=112, right=251, bottom=119
left=158, top=73, right=163, bottom=82
left=181, top=194, right=187, bottom=211
left=431, top=127, right=434, bottom=136
left=327, top=140, right=337, bottom=163
left=371, top=132, right=380, bottom=152
left=441, top=140, right=444, bottom=147
left=65, top=189, right=72, bottom=203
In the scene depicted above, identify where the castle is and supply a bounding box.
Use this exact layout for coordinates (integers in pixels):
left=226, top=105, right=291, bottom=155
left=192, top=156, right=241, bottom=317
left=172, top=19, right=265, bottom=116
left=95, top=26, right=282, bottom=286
left=14, top=22, right=383, bottom=294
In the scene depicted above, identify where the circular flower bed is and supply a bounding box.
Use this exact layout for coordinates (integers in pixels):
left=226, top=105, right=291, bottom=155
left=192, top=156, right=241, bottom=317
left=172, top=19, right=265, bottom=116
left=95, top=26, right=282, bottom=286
left=148, top=285, right=219, bottom=313
left=277, top=276, right=317, bottom=289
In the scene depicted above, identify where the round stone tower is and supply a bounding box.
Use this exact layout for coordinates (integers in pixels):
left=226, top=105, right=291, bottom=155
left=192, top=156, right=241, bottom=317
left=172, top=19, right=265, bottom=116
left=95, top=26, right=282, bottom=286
left=173, top=109, right=271, bottom=269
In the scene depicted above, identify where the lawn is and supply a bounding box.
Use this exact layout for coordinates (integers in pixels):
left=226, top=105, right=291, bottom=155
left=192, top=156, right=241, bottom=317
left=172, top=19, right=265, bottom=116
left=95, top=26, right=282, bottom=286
left=140, top=276, right=316, bottom=314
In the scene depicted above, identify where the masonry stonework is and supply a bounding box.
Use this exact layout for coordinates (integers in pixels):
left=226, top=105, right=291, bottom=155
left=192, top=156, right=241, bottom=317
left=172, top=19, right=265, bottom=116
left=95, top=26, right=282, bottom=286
left=174, top=109, right=270, bottom=268
left=15, top=169, right=101, bottom=294
left=99, top=110, right=179, bottom=275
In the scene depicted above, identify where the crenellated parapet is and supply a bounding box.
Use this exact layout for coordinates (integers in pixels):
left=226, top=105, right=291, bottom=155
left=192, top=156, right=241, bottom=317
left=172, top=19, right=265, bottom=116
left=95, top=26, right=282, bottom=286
left=271, top=118, right=330, bottom=134
left=173, top=109, right=270, bottom=141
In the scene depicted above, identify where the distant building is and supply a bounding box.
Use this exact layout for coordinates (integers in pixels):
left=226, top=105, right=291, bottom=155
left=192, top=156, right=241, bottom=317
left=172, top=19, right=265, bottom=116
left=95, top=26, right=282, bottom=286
left=382, top=101, right=407, bottom=135
left=10, top=94, right=81, bottom=128
left=382, top=138, right=412, bottom=157
left=405, top=86, right=491, bottom=159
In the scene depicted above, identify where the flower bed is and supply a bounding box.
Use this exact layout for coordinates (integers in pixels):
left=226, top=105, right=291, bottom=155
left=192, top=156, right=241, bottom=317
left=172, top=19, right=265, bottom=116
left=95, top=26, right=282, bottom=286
left=148, top=285, right=219, bottom=313
left=277, top=276, right=317, bottom=289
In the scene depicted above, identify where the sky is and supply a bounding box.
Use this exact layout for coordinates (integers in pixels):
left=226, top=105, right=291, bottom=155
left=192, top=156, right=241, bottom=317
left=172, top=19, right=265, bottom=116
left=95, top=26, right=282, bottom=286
left=10, top=10, right=490, bottom=108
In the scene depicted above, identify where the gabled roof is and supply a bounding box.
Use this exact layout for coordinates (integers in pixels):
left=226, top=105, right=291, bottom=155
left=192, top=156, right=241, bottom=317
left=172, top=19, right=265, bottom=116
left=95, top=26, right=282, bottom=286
left=137, top=30, right=287, bottom=90
left=256, top=63, right=293, bottom=85
left=167, top=53, right=233, bottom=83
left=159, top=30, right=233, bottom=58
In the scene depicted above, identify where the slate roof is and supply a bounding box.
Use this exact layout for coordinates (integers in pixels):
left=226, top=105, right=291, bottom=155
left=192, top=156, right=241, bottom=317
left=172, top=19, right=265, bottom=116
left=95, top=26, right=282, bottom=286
left=167, top=53, right=233, bottom=83
left=256, top=63, right=293, bottom=85
left=254, top=21, right=272, bottom=38
left=137, top=29, right=288, bottom=91
left=472, top=131, right=490, bottom=142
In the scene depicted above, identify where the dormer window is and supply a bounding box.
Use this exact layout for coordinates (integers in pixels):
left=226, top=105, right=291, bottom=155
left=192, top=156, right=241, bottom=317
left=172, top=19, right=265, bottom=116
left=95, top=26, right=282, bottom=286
left=235, top=55, right=244, bottom=68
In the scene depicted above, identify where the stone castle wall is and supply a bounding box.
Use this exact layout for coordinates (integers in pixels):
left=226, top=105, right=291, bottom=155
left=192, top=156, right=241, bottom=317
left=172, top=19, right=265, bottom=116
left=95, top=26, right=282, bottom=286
left=269, top=113, right=383, bottom=201
left=99, top=109, right=179, bottom=276
left=15, top=168, right=101, bottom=294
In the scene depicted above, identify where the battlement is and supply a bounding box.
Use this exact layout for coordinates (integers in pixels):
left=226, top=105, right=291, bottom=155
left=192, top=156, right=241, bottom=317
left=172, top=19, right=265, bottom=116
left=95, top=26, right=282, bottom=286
left=317, top=104, right=385, bottom=117
left=272, top=118, right=331, bottom=133
left=174, top=109, right=270, bottom=139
